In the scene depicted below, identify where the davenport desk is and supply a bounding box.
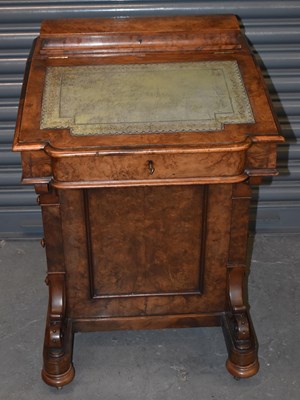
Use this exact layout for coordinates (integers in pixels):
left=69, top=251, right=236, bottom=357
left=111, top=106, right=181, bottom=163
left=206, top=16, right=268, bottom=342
left=13, top=15, right=283, bottom=388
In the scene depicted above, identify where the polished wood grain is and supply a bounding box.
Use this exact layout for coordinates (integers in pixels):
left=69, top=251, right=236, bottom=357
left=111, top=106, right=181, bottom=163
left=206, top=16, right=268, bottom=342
left=87, top=186, right=205, bottom=297
left=13, top=15, right=283, bottom=388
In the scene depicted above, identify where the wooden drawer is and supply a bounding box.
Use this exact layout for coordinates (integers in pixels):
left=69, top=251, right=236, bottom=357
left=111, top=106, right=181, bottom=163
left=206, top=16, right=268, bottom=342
left=47, top=141, right=251, bottom=188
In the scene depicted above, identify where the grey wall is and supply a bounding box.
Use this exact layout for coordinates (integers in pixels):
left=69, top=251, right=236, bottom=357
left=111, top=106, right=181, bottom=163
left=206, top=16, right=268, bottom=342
left=1, top=1, right=300, bottom=238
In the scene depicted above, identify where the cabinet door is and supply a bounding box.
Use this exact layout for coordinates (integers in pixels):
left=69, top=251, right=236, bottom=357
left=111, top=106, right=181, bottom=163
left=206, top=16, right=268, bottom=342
left=60, top=184, right=233, bottom=319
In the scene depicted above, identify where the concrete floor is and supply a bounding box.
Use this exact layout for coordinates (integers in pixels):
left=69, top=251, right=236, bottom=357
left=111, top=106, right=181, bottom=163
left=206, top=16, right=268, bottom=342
left=0, top=235, right=299, bottom=400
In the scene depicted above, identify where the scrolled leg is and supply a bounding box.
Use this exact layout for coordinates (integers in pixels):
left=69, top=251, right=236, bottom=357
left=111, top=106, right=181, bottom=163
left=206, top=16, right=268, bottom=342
left=222, top=266, right=259, bottom=378
left=42, top=273, right=75, bottom=388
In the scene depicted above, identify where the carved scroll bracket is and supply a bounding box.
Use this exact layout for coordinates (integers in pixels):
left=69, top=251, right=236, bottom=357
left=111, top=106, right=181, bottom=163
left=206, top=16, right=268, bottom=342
left=222, top=265, right=259, bottom=379
left=42, top=271, right=75, bottom=387
left=45, top=272, right=66, bottom=352
left=227, top=266, right=251, bottom=349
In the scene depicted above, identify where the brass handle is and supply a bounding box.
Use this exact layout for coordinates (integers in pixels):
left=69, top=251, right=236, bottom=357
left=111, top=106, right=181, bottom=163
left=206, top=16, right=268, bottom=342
left=148, top=160, right=155, bottom=175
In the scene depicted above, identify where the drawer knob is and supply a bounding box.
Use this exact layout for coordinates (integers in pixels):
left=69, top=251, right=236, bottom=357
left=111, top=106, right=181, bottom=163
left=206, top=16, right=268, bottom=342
left=148, top=160, right=155, bottom=175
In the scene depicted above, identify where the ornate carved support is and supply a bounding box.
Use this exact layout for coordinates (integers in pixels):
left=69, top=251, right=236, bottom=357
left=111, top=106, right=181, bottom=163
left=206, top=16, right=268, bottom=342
left=44, top=273, right=66, bottom=352
left=233, top=312, right=250, bottom=343
left=222, top=266, right=259, bottom=378
left=222, top=182, right=259, bottom=378
left=228, top=266, right=251, bottom=346
left=42, top=272, right=75, bottom=388
left=35, top=183, right=75, bottom=388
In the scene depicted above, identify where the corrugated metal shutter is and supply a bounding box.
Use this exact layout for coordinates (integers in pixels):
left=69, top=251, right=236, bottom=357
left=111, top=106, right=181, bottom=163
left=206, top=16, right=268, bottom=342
left=1, top=1, right=299, bottom=238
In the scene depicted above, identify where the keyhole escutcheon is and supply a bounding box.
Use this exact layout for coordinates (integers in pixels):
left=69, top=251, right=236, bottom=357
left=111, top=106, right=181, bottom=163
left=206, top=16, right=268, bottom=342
left=148, top=160, right=155, bottom=175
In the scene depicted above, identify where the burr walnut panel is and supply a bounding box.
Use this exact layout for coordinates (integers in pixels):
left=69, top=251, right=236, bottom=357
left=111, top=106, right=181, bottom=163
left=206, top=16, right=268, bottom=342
left=48, top=141, right=251, bottom=188
left=59, top=184, right=230, bottom=320
left=86, top=185, right=206, bottom=298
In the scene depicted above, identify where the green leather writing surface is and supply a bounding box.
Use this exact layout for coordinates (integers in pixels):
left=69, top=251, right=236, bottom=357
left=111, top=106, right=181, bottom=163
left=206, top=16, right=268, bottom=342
left=41, top=61, right=254, bottom=135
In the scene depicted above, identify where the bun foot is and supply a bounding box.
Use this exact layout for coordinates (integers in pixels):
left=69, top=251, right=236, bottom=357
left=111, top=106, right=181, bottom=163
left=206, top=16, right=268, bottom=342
left=42, top=364, right=75, bottom=388
left=226, top=358, right=259, bottom=379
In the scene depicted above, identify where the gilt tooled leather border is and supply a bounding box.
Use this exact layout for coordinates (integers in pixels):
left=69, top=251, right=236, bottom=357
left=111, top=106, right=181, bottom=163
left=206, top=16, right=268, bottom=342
left=40, top=61, right=255, bottom=136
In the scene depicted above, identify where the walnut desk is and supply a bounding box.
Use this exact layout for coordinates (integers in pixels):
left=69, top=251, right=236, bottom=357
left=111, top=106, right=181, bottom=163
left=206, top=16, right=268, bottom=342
left=13, top=15, right=283, bottom=388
